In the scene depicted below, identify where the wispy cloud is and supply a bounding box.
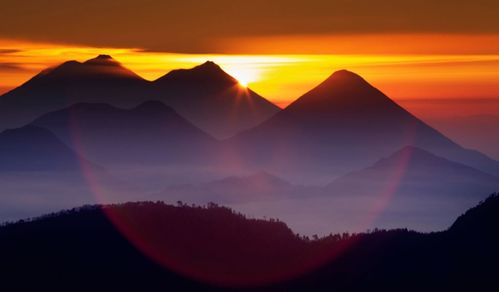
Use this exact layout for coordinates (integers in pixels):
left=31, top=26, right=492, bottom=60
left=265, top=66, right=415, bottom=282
left=0, top=49, right=22, bottom=55
left=1, top=1, right=499, bottom=53
left=0, top=62, right=29, bottom=72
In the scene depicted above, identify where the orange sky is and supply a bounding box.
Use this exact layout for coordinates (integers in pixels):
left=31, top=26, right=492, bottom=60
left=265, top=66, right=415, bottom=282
left=2, top=36, right=499, bottom=119
left=1, top=1, right=499, bottom=118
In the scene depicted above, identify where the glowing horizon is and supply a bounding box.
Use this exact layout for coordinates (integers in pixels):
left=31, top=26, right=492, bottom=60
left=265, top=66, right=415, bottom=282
left=2, top=38, right=499, bottom=117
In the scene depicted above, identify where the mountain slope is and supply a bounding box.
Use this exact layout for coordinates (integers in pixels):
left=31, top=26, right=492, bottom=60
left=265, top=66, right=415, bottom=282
left=0, top=124, right=148, bottom=219
left=153, top=61, right=280, bottom=138
left=225, top=70, right=499, bottom=179
left=326, top=146, right=499, bottom=199
left=31, top=101, right=217, bottom=166
left=427, top=114, right=499, bottom=160
left=0, top=56, right=279, bottom=138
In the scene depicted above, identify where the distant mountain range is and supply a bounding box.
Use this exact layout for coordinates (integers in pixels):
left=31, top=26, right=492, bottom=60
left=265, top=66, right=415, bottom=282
left=0, top=55, right=278, bottom=139
left=327, top=146, right=499, bottom=199
left=153, top=171, right=319, bottom=204
left=3, top=55, right=498, bottom=179
left=0, top=55, right=498, bottom=230
left=162, top=148, right=496, bottom=235
left=154, top=146, right=499, bottom=205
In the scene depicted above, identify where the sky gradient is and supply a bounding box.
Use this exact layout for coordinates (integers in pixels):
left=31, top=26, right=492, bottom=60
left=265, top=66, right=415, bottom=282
left=1, top=0, right=499, bottom=117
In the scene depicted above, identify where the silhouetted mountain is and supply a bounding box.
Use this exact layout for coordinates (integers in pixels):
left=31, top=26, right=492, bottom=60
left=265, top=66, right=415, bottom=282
left=449, top=194, right=499, bottom=235
left=35, top=54, right=142, bottom=81
left=0, top=55, right=151, bottom=131
left=31, top=101, right=217, bottom=166
left=225, top=70, right=499, bottom=179
left=0, top=56, right=271, bottom=141
left=327, top=146, right=499, bottom=199
left=154, top=171, right=316, bottom=203
left=282, top=196, right=499, bottom=291
left=0, top=202, right=311, bottom=289
left=0, top=125, right=96, bottom=171
left=0, top=56, right=278, bottom=138
left=0, top=195, right=498, bottom=291
left=153, top=61, right=280, bottom=138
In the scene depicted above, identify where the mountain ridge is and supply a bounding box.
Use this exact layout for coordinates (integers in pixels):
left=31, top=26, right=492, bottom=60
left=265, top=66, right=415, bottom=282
left=31, top=100, right=217, bottom=166
left=0, top=195, right=498, bottom=290
left=326, top=145, right=499, bottom=199
left=0, top=55, right=279, bottom=139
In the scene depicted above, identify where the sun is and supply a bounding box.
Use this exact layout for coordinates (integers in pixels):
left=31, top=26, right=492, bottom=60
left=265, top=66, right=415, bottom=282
left=238, top=78, right=249, bottom=87
left=221, top=65, right=260, bottom=88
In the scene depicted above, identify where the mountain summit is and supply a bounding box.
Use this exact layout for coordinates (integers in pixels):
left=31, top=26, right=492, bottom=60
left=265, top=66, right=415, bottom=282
left=327, top=145, right=499, bottom=199
left=36, top=55, right=142, bottom=81
left=154, top=61, right=237, bottom=93
left=285, top=70, right=407, bottom=119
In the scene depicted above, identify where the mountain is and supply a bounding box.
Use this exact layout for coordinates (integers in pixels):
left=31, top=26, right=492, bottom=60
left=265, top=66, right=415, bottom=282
left=153, top=61, right=280, bottom=138
left=0, top=125, right=120, bottom=222
left=0, top=56, right=278, bottom=138
left=223, top=147, right=499, bottom=236
left=284, top=194, right=499, bottom=291
left=0, top=195, right=498, bottom=291
left=224, top=70, right=499, bottom=179
left=326, top=146, right=499, bottom=199
left=0, top=55, right=151, bottom=131
left=0, top=202, right=309, bottom=288
left=0, top=125, right=96, bottom=171
left=427, top=114, right=499, bottom=161
left=154, top=171, right=315, bottom=204
left=31, top=101, right=217, bottom=166
left=316, top=146, right=499, bottom=232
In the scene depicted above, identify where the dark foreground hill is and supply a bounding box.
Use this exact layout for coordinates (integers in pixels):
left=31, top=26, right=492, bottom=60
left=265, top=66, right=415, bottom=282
left=1, top=195, right=498, bottom=291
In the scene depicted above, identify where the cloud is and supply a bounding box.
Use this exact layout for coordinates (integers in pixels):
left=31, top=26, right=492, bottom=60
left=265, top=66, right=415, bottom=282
left=0, top=49, right=22, bottom=54
left=0, top=0, right=498, bottom=53
left=0, top=62, right=28, bottom=72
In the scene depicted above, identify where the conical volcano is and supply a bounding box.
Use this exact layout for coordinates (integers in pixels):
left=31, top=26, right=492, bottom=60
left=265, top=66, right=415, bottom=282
left=226, top=70, right=499, bottom=180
